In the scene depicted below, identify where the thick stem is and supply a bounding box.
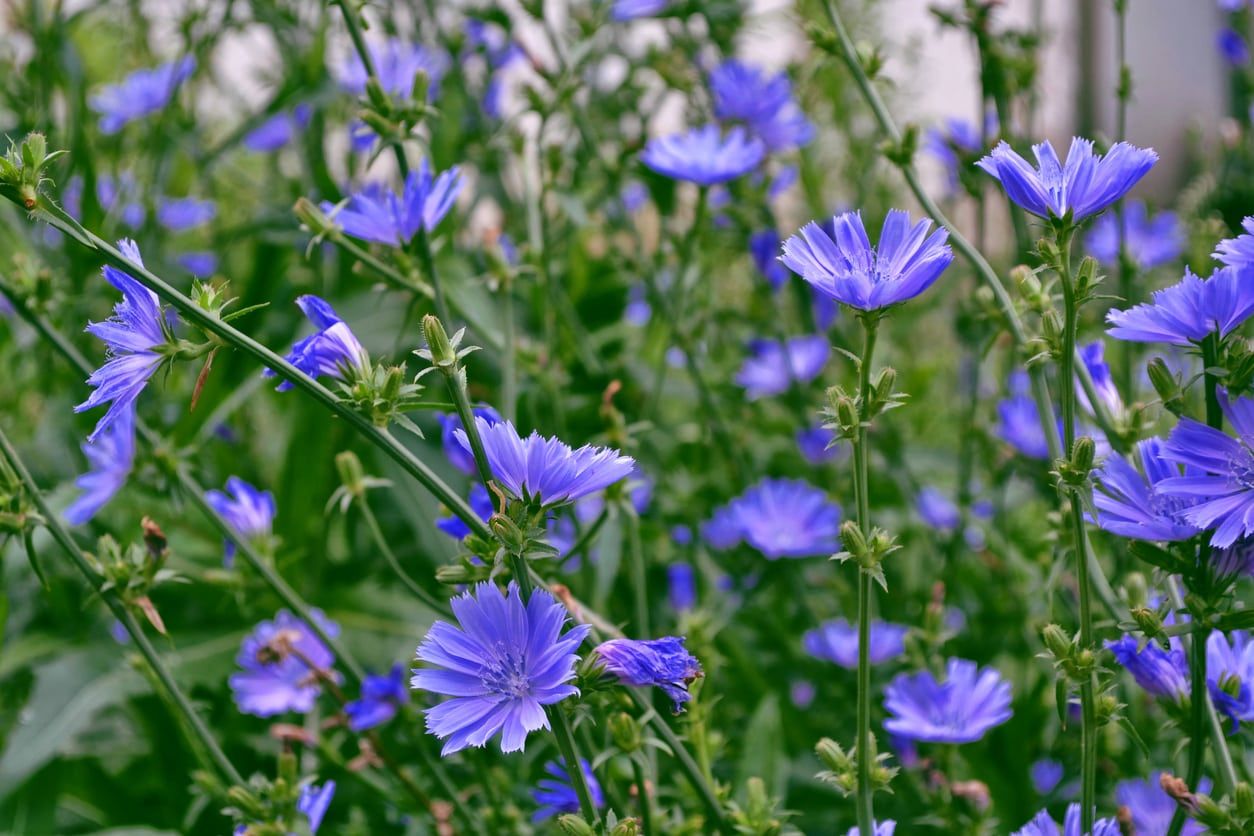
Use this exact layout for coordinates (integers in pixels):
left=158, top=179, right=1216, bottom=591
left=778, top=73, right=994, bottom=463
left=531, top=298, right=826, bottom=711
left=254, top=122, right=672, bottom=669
left=852, top=317, right=879, bottom=835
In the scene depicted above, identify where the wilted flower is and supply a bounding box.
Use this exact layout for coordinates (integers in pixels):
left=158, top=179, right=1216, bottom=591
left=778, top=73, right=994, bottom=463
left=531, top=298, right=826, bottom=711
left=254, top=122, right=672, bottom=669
left=781, top=209, right=953, bottom=311
left=1093, top=438, right=1200, bottom=541
left=1115, top=772, right=1210, bottom=835
left=1214, top=216, right=1254, bottom=267
left=531, top=759, right=604, bottom=822
left=230, top=609, right=340, bottom=717
left=439, top=406, right=503, bottom=475
left=883, top=658, right=1013, bottom=743
left=1030, top=759, right=1064, bottom=796
left=322, top=160, right=463, bottom=247
left=1106, top=266, right=1254, bottom=346
left=436, top=483, right=494, bottom=540
left=345, top=664, right=410, bottom=731
left=703, top=477, right=841, bottom=559
left=267, top=295, right=370, bottom=390
left=65, top=403, right=136, bottom=525
left=244, top=104, right=312, bottom=152
left=976, top=137, right=1157, bottom=223
left=205, top=476, right=276, bottom=567
left=708, top=60, right=813, bottom=152
left=1106, top=635, right=1190, bottom=703
left=337, top=38, right=447, bottom=100
left=735, top=336, right=830, bottom=399
left=412, top=582, right=590, bottom=755
left=90, top=57, right=196, bottom=134
left=803, top=618, right=908, bottom=668
left=1085, top=201, right=1182, bottom=270
left=594, top=636, right=702, bottom=713
left=640, top=125, right=765, bottom=186
left=157, top=197, right=216, bottom=232
left=916, top=487, right=960, bottom=532
left=1011, top=804, right=1119, bottom=836
left=296, top=780, right=336, bottom=835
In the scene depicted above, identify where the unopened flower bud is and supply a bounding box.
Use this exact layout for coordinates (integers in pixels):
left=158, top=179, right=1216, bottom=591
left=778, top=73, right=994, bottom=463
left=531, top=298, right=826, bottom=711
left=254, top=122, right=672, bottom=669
left=1235, top=781, right=1254, bottom=816
left=422, top=314, right=458, bottom=371
left=610, top=817, right=640, bottom=836
left=226, top=786, right=265, bottom=818
left=1070, top=436, right=1095, bottom=474
left=1042, top=623, right=1074, bottom=660
left=1124, top=572, right=1149, bottom=609
left=1147, top=357, right=1184, bottom=415
left=293, top=197, right=336, bottom=238
left=610, top=712, right=641, bottom=752
left=556, top=814, right=596, bottom=836
left=815, top=737, right=852, bottom=772
left=873, top=367, right=896, bottom=400
left=490, top=513, right=528, bottom=554
left=365, top=77, right=392, bottom=112
left=1131, top=606, right=1163, bottom=639
left=336, top=451, right=367, bottom=500
left=839, top=521, right=868, bottom=563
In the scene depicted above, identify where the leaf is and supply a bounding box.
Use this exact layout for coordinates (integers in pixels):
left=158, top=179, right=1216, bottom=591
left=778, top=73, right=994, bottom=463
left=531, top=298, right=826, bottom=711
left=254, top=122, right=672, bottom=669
left=734, top=695, right=785, bottom=802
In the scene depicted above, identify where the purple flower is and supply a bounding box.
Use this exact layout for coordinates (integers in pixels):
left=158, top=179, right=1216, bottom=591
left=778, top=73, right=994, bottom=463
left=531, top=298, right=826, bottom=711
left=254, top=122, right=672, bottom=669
left=640, top=125, right=765, bottom=186
left=337, top=39, right=447, bottom=100
left=1085, top=201, right=1182, bottom=270
left=1115, top=772, right=1210, bottom=835
left=797, top=424, right=841, bottom=465
left=65, top=403, right=136, bottom=525
left=1208, top=629, right=1254, bottom=730
left=1219, top=27, right=1251, bottom=65
left=90, top=57, right=195, bottom=134
left=157, top=197, right=216, bottom=232
left=296, top=780, right=335, bottom=835
left=1215, top=216, right=1254, bottom=268
left=1105, top=635, right=1190, bottom=703
left=916, top=487, right=961, bottom=532
left=267, top=295, right=370, bottom=390
left=244, top=104, right=312, bottom=152
left=411, top=582, right=590, bottom=755
left=96, top=173, right=145, bottom=229
left=439, top=406, right=503, bottom=475
left=437, top=483, right=494, bottom=540
left=1094, top=438, right=1201, bottom=541
left=1213, top=538, right=1254, bottom=583
left=177, top=252, right=218, bottom=276
left=594, top=636, right=703, bottom=712
left=620, top=181, right=649, bottom=214
left=883, top=658, right=1012, bottom=743
left=1012, top=804, right=1119, bottom=836
left=735, top=336, right=829, bottom=399
left=997, top=373, right=1053, bottom=460
left=750, top=230, right=790, bottom=290
left=75, top=240, right=171, bottom=442
left=791, top=680, right=817, bottom=709
left=345, top=664, right=409, bottom=731
left=1030, top=759, right=1064, bottom=796
left=322, top=161, right=463, bottom=247
left=844, top=824, right=895, bottom=836
left=703, top=477, right=841, bottom=559
left=803, top=618, right=908, bottom=668
left=709, top=60, right=813, bottom=152
left=977, top=137, right=1157, bottom=222
left=1106, top=266, right=1254, bottom=346
left=531, top=759, right=604, bottom=822
left=926, top=115, right=990, bottom=193
left=1078, top=340, right=1124, bottom=419
left=781, top=209, right=953, bottom=311
left=455, top=418, right=635, bottom=507
left=230, top=609, right=340, bottom=717
left=624, top=284, right=651, bottom=326
left=611, top=0, right=669, bottom=21
left=205, top=476, right=276, bottom=567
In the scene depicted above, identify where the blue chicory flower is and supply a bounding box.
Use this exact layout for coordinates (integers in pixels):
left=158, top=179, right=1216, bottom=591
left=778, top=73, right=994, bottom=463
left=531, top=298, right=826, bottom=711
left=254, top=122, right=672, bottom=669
left=708, top=60, right=813, bottom=152
left=411, top=582, right=590, bottom=755
left=230, top=609, right=340, bottom=717
left=996, top=372, right=1054, bottom=460
left=1105, top=634, right=1190, bottom=704
left=296, top=780, right=336, bottom=835
left=1093, top=438, right=1201, bottom=541
left=1213, top=537, right=1254, bottom=583
left=594, top=636, right=703, bottom=712
left=1078, top=340, right=1125, bottom=419
left=1012, top=804, right=1119, bottom=836
left=156, top=197, right=216, bottom=232
left=703, top=477, right=841, bottom=559
left=322, top=160, right=463, bottom=247
left=803, top=618, right=908, bottom=669
left=883, top=658, right=1013, bottom=743
left=844, top=823, right=895, bottom=836
left=244, top=103, right=312, bottom=152
left=916, top=487, right=961, bottom=532
left=611, top=0, right=669, bottom=21
left=345, top=664, right=410, bottom=731
left=1219, top=27, right=1251, bottom=65
left=791, top=680, right=817, bottom=709
left=439, top=406, right=503, bottom=475
left=531, top=759, right=604, bottom=822
left=668, top=563, right=696, bottom=611
left=1030, top=759, right=1065, bottom=796
left=177, top=252, right=218, bottom=276
left=436, top=483, right=494, bottom=540
left=1115, top=772, right=1210, bottom=835
left=624, top=284, right=652, bottom=326
left=925, top=114, right=991, bottom=193
left=337, top=38, right=447, bottom=100
left=267, top=295, right=371, bottom=390
left=1207, top=629, right=1254, bottom=730
left=205, top=476, right=276, bottom=567
left=1106, top=266, right=1254, bottom=346
left=1215, top=216, right=1254, bottom=268
left=735, top=336, right=830, bottom=399
left=640, top=125, right=765, bottom=186
left=65, top=402, right=136, bottom=525
left=1085, top=201, right=1182, bottom=270
left=96, top=173, right=145, bottom=229
left=90, top=57, right=196, bottom=134
left=620, top=181, right=649, bottom=214
left=797, top=424, right=842, bottom=465
left=750, top=229, right=790, bottom=291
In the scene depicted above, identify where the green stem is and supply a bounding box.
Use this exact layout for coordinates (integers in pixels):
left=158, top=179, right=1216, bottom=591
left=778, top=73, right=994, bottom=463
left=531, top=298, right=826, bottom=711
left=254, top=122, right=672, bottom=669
left=509, top=551, right=535, bottom=601
left=412, top=230, right=452, bottom=330
left=561, top=508, right=609, bottom=572
left=442, top=363, right=496, bottom=492
left=550, top=707, right=599, bottom=825
left=356, top=495, right=451, bottom=615
left=624, top=503, right=650, bottom=638
left=632, top=756, right=655, bottom=836
left=852, top=316, right=879, bottom=835
left=330, top=0, right=410, bottom=180
left=502, top=276, right=518, bottom=423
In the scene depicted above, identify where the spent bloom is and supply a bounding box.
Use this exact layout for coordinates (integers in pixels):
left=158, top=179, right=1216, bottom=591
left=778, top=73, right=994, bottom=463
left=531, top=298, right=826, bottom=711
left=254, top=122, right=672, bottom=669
left=976, top=137, right=1157, bottom=222
left=781, top=209, right=953, bottom=311
left=703, top=477, right=841, bottom=559
left=156, top=197, right=216, bottom=232
left=1085, top=201, right=1182, bottom=270
left=205, top=476, right=276, bottom=567
left=90, top=57, right=195, bottom=134
left=229, top=609, right=340, bottom=717
left=1106, top=266, right=1254, bottom=346
left=296, top=781, right=336, bottom=835
left=337, top=38, right=448, bottom=100
left=1093, top=438, right=1201, bottom=541
left=439, top=406, right=502, bottom=475
left=345, top=664, right=410, bottom=732
left=1012, top=804, right=1119, bottom=836
left=65, top=403, right=136, bottom=525
left=883, top=658, right=1013, bottom=743
left=709, top=60, right=813, bottom=152
left=455, top=418, right=635, bottom=507
left=244, top=103, right=312, bottom=152
left=1115, top=772, right=1210, bottom=836
left=75, top=240, right=173, bottom=442
left=594, top=636, right=703, bottom=713
left=640, top=125, right=765, bottom=186
left=916, top=487, right=961, bottom=532
left=531, top=759, right=604, bottom=822
left=267, top=295, right=370, bottom=390
left=411, top=582, right=590, bottom=755
left=1105, top=635, right=1190, bottom=704
left=803, top=618, right=908, bottom=669
left=1214, top=216, right=1254, bottom=268
left=322, top=160, right=463, bottom=247
left=735, top=336, right=830, bottom=399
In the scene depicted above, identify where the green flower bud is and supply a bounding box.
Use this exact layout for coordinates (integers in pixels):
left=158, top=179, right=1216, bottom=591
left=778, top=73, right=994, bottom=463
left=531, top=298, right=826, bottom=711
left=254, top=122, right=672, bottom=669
left=336, top=451, right=367, bottom=500
left=610, top=712, right=641, bottom=752
left=422, top=314, right=458, bottom=371
left=490, top=513, right=528, bottom=554
left=556, top=814, right=596, bottom=836
left=1070, top=436, right=1095, bottom=474
left=293, top=197, right=337, bottom=238
left=1042, top=623, right=1074, bottom=661
left=1235, top=781, right=1254, bottom=817
left=610, top=818, right=640, bottom=836
left=815, top=737, right=852, bottom=772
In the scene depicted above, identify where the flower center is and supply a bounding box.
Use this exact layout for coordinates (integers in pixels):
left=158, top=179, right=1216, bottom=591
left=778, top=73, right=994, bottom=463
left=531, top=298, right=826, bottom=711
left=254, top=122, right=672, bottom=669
left=479, top=644, right=532, bottom=698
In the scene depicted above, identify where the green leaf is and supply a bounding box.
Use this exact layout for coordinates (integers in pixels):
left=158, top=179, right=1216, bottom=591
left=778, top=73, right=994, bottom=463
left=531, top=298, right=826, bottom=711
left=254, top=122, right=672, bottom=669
left=734, top=695, right=785, bottom=802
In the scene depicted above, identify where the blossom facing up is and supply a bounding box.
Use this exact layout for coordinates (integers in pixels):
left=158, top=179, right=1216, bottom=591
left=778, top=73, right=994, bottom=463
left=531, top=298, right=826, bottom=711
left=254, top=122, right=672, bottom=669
left=455, top=418, right=635, bottom=507
left=531, top=759, right=604, bottom=822
left=345, top=664, right=410, bottom=732
left=244, top=103, right=312, bottom=152
left=1106, top=266, right=1254, bottom=346
left=1207, top=629, right=1254, bottom=730
left=976, top=137, right=1157, bottom=223
left=1214, top=216, right=1254, bottom=268
left=883, top=658, right=1013, bottom=743
left=267, top=295, right=370, bottom=390
left=337, top=38, right=448, bottom=100
left=803, top=618, right=908, bottom=669
left=322, top=160, right=463, bottom=247
left=640, top=125, right=765, bottom=186
left=708, top=60, right=813, bottom=152
left=594, top=636, right=703, bottom=712
left=296, top=781, right=336, bottom=834
left=205, top=477, right=276, bottom=567
left=916, top=487, right=961, bottom=532
left=1011, top=804, right=1120, bottom=836
left=1084, top=201, right=1182, bottom=270
left=156, top=197, right=216, bottom=232
left=75, top=240, right=171, bottom=442
left=438, top=406, right=503, bottom=475
left=412, top=582, right=590, bottom=755
left=1115, top=772, right=1210, bottom=836
left=65, top=403, right=136, bottom=525
left=750, top=229, right=790, bottom=291
left=611, top=0, right=669, bottom=22
left=781, top=209, right=953, bottom=312
left=703, top=477, right=841, bottom=559
left=229, top=609, right=340, bottom=717
left=90, top=57, right=196, bottom=134
left=1093, top=438, right=1201, bottom=542
left=1105, top=635, right=1190, bottom=703
left=735, top=336, right=830, bottom=399
left=436, top=483, right=494, bottom=540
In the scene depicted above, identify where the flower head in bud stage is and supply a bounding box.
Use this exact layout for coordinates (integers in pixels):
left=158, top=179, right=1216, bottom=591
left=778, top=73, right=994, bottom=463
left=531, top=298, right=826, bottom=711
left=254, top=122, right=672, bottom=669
left=844, top=823, right=895, bottom=836
left=781, top=209, right=953, bottom=312
left=412, top=582, right=590, bottom=755
left=612, top=0, right=669, bottom=21
left=1105, top=634, right=1190, bottom=703
left=531, top=759, right=604, bottom=822
left=1115, top=772, right=1211, bottom=836
left=89, top=57, right=196, bottom=134
left=750, top=230, right=790, bottom=291
left=156, top=196, right=216, bottom=232
left=345, top=664, right=410, bottom=732
left=735, top=336, right=830, bottom=399
left=708, top=60, right=813, bottom=152
left=439, top=406, right=503, bottom=475
left=266, top=295, right=370, bottom=390
left=321, top=160, right=463, bottom=247
left=1207, top=630, right=1254, bottom=730
left=454, top=418, right=635, bottom=507
left=1107, top=265, right=1254, bottom=346
left=594, top=636, right=703, bottom=713
left=640, top=125, right=765, bottom=186
left=1085, top=201, right=1182, bottom=271
left=797, top=424, right=842, bottom=464
left=1093, top=437, right=1201, bottom=541
left=916, top=486, right=960, bottom=532
left=205, top=476, right=276, bottom=567
left=230, top=609, right=340, bottom=717
left=702, top=477, right=841, bottom=559
left=296, top=780, right=336, bottom=835
left=75, top=239, right=173, bottom=442
left=436, top=483, right=494, bottom=540
left=976, top=137, right=1157, bottom=223
left=244, top=103, right=312, bottom=152
left=1214, top=216, right=1254, bottom=268
left=803, top=618, right=908, bottom=669
left=883, top=658, right=1013, bottom=743
left=337, top=38, right=448, bottom=100
left=1011, top=804, right=1120, bottom=836
left=65, top=403, right=136, bottom=525
left=1029, top=759, right=1064, bottom=796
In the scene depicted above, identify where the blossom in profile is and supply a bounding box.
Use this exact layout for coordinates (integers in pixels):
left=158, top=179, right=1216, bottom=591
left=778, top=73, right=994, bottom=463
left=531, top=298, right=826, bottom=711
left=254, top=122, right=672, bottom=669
left=781, top=209, right=953, bottom=311
left=455, top=418, right=635, bottom=507
left=916, top=487, right=960, bottom=532
left=205, top=477, right=276, bottom=567
left=709, top=60, right=813, bottom=152
left=438, top=406, right=503, bottom=475
left=883, top=658, right=1012, bottom=743
left=1085, top=201, right=1182, bottom=270
left=1115, top=772, right=1210, bottom=835
left=1078, top=340, right=1124, bottom=420
left=345, top=664, right=410, bottom=731
left=735, top=336, right=829, bottom=399
left=803, top=618, right=908, bottom=669
left=337, top=38, right=448, bottom=101
left=611, top=0, right=669, bottom=22
left=267, top=295, right=370, bottom=390
left=322, top=160, right=463, bottom=247
left=157, top=197, right=216, bottom=232
left=996, top=373, right=1054, bottom=460
left=844, top=823, right=895, bottom=836
left=1207, top=629, right=1254, bottom=730
left=1029, top=759, right=1064, bottom=796
left=1105, top=635, right=1189, bottom=704
left=90, top=56, right=196, bottom=134
left=1214, top=216, right=1254, bottom=267
left=703, top=478, right=841, bottom=559
left=412, top=582, right=590, bottom=755
left=1093, top=438, right=1200, bottom=541
left=594, top=636, right=703, bottom=712
left=640, top=125, right=765, bottom=186
left=976, top=137, right=1157, bottom=222
left=797, top=424, right=841, bottom=465
left=229, top=609, right=340, bottom=717
left=1106, top=266, right=1254, bottom=346
left=75, top=240, right=172, bottom=442
left=436, top=483, right=494, bottom=540
left=531, top=759, right=604, bottom=821
left=244, top=104, right=312, bottom=152
left=296, top=780, right=336, bottom=834
left=750, top=229, right=790, bottom=290
left=65, top=403, right=136, bottom=525
left=926, top=114, right=991, bottom=193
left=668, top=563, right=696, bottom=611
left=1011, top=804, right=1119, bottom=836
